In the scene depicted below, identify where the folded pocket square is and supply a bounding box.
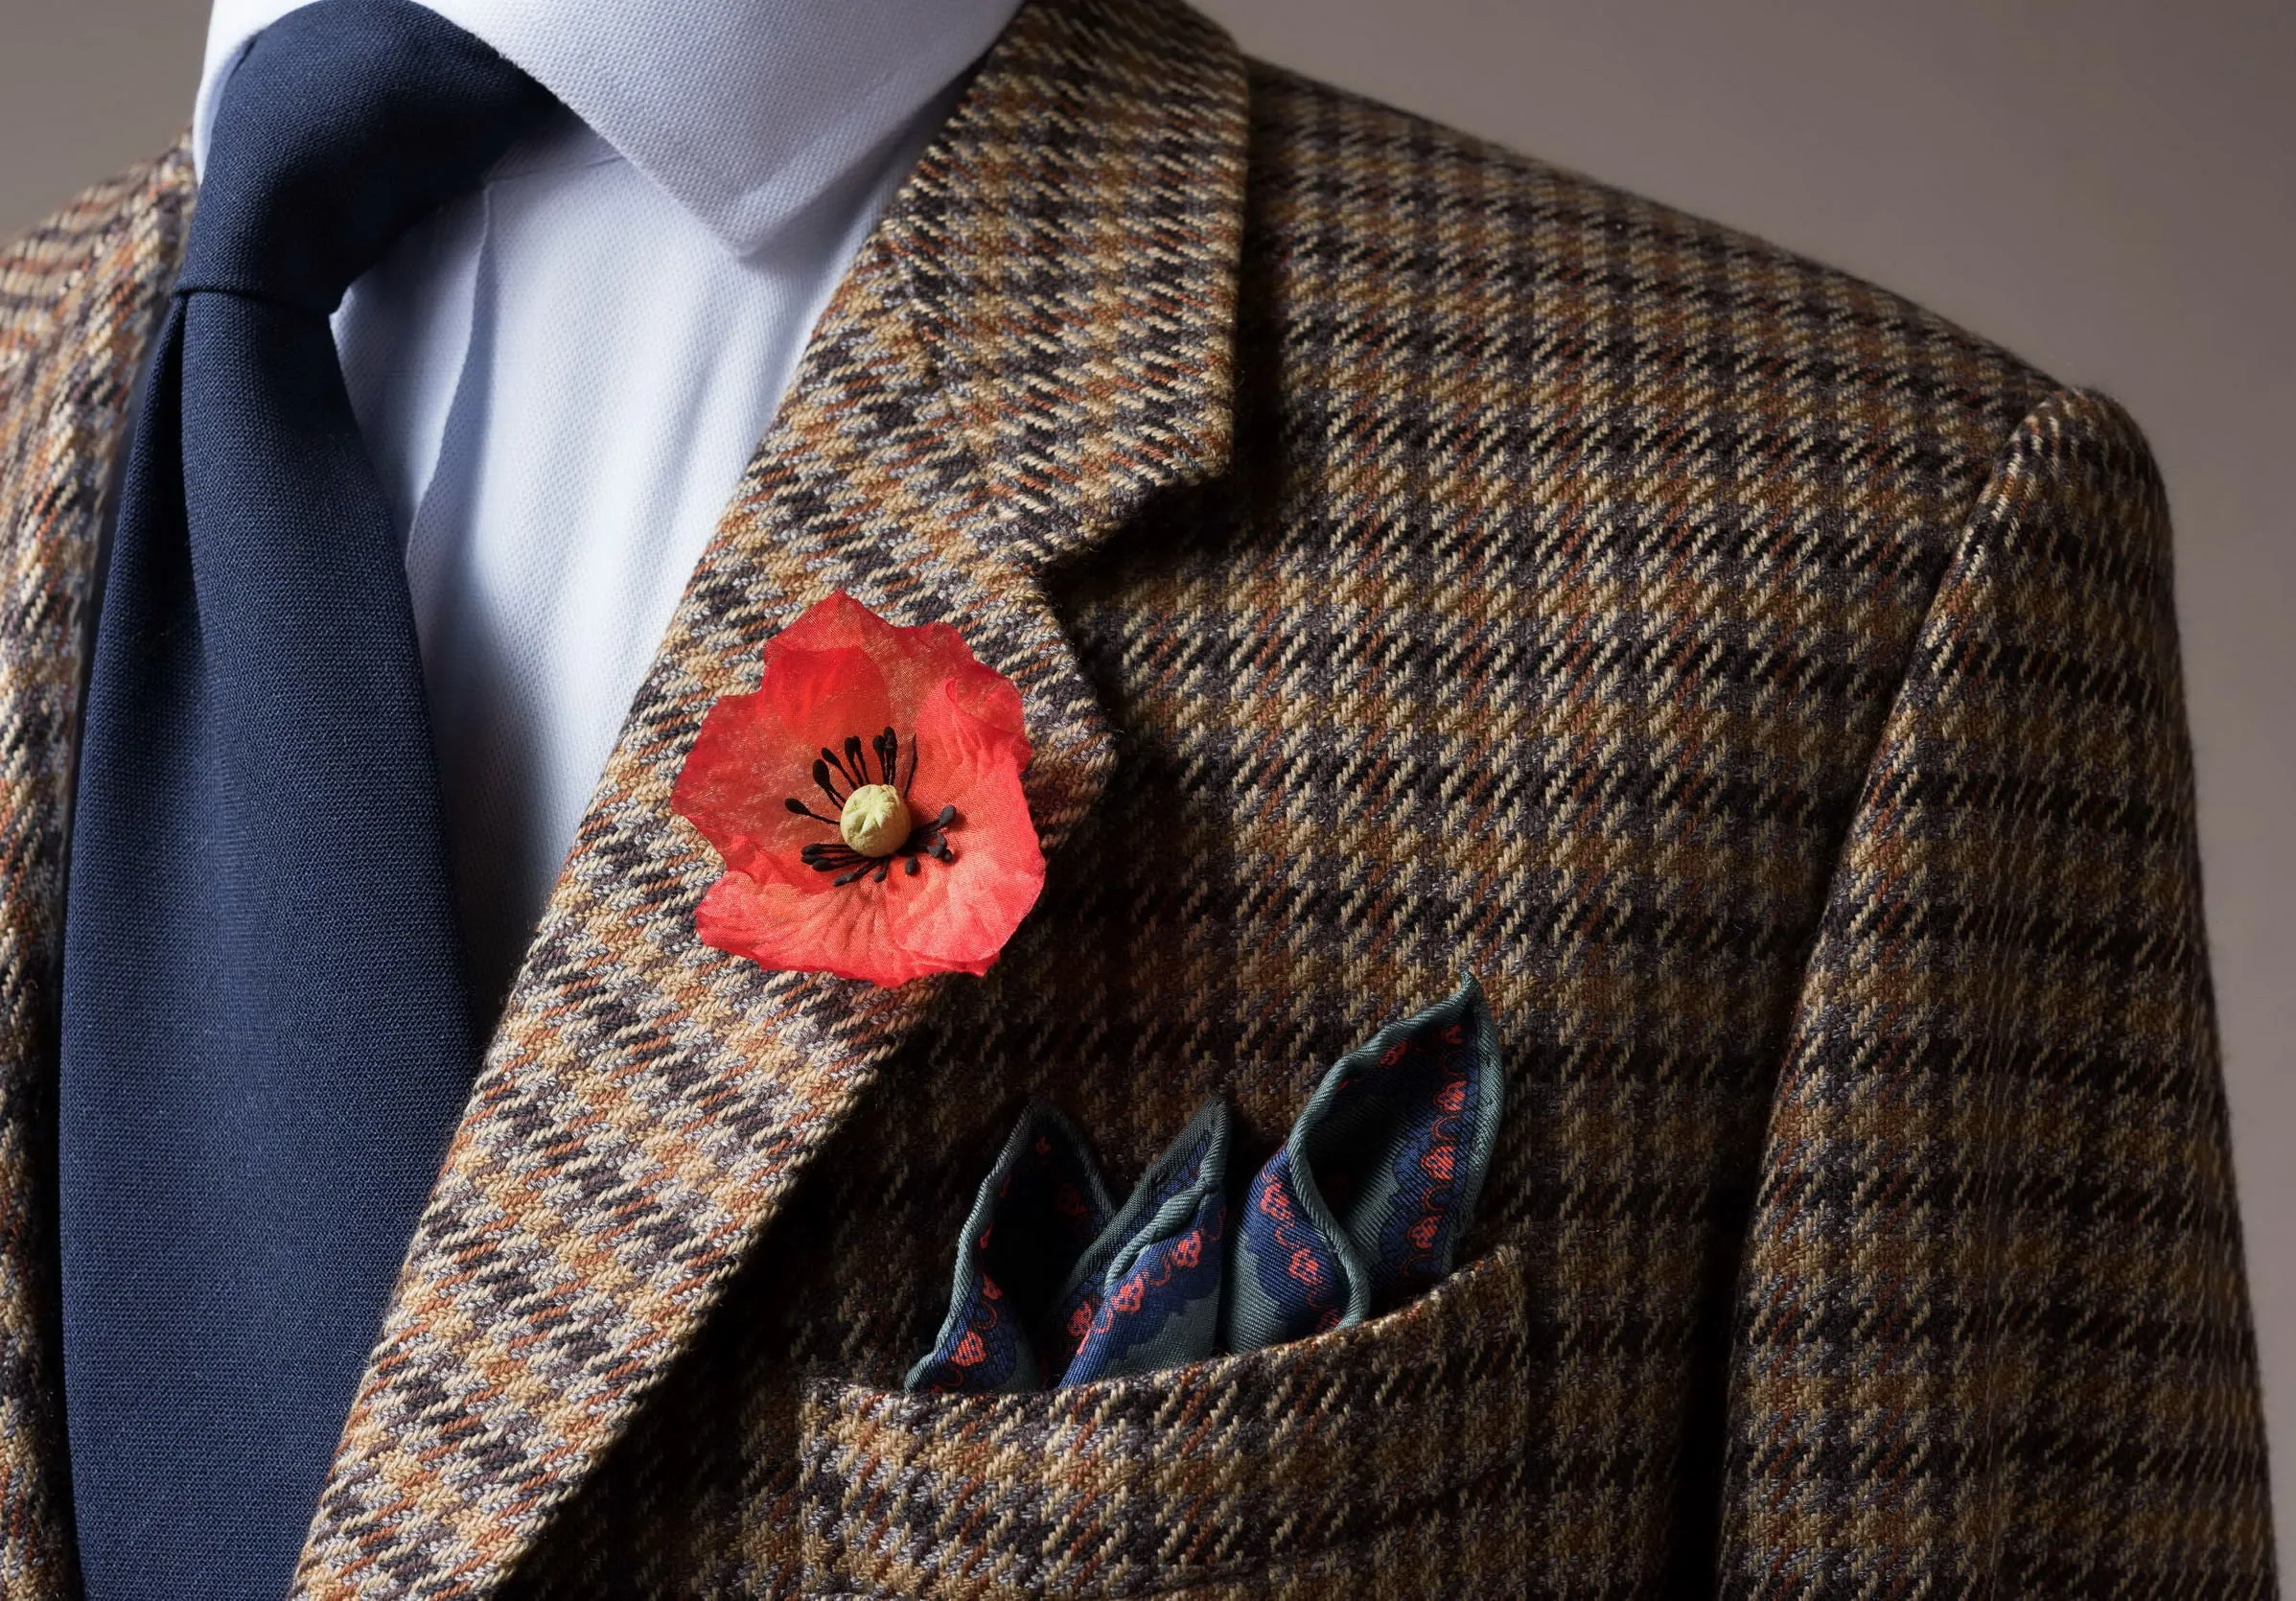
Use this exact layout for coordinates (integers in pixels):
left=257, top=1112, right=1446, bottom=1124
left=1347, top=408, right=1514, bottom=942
left=1054, top=1099, right=1232, bottom=1385
left=907, top=1100, right=1234, bottom=1394
left=1224, top=975, right=1503, bottom=1351
left=909, top=976, right=1501, bottom=1392
left=903, top=1102, right=1115, bottom=1394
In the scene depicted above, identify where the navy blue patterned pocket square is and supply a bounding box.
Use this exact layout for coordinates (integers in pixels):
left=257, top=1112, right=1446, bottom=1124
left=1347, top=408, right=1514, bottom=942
left=1224, top=976, right=1503, bottom=1350
left=909, top=977, right=1501, bottom=1392
left=902, top=1102, right=1114, bottom=1394
left=1054, top=1099, right=1233, bottom=1384
left=907, top=1101, right=1234, bottom=1393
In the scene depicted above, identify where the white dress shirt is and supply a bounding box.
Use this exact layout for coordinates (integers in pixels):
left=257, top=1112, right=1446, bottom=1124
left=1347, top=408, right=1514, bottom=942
left=194, top=0, right=1022, bottom=1005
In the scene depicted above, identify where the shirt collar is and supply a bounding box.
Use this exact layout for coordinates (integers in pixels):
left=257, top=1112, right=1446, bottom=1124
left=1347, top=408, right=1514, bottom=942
left=196, top=0, right=1023, bottom=258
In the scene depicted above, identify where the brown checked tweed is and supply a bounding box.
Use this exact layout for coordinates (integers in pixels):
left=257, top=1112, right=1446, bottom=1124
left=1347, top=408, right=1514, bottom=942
left=802, top=1247, right=1536, bottom=1598
left=0, top=0, right=2273, bottom=1595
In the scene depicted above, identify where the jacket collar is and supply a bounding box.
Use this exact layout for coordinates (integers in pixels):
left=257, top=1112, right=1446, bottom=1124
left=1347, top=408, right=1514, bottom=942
left=286, top=0, right=1247, bottom=1591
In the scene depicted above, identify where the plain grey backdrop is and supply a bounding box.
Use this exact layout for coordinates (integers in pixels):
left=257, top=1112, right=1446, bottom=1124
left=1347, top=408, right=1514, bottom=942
left=5, top=0, right=2290, bottom=1558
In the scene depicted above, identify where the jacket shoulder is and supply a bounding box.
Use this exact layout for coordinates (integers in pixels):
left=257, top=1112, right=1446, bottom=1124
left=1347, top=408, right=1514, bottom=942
left=1237, top=62, right=2059, bottom=533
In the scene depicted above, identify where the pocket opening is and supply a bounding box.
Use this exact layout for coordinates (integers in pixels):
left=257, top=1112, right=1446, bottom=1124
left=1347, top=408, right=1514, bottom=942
left=800, top=1246, right=1533, bottom=1599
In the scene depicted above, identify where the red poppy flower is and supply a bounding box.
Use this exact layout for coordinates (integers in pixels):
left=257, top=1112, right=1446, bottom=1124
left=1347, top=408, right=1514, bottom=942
left=671, top=592, right=1046, bottom=987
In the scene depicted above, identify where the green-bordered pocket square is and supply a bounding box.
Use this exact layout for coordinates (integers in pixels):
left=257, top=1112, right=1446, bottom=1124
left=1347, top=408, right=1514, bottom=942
left=909, top=977, right=1502, bottom=1393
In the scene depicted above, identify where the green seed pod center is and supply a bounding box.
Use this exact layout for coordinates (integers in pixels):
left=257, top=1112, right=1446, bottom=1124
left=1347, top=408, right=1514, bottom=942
left=838, top=783, right=911, bottom=858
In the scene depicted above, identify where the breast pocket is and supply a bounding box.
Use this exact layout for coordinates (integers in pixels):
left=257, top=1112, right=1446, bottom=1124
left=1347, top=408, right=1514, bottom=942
left=798, top=1245, right=1531, bottom=1598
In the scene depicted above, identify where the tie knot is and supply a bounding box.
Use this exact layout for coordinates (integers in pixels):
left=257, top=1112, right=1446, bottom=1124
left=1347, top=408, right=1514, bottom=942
left=178, top=0, right=553, bottom=313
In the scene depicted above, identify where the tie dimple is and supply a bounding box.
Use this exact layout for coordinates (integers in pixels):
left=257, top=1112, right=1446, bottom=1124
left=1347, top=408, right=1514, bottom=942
left=182, top=3, right=552, bottom=312
left=57, top=5, right=552, bottom=1596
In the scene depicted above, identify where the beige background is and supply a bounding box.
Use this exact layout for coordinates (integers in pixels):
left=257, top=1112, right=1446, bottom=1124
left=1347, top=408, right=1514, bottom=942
left=4, top=0, right=2290, bottom=1560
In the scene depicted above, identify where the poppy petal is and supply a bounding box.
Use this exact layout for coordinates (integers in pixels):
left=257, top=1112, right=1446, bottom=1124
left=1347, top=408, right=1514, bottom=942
left=767, top=589, right=901, bottom=658
left=672, top=645, right=893, bottom=881
left=785, top=594, right=1024, bottom=747
left=887, top=682, right=1045, bottom=968
left=694, top=870, right=940, bottom=988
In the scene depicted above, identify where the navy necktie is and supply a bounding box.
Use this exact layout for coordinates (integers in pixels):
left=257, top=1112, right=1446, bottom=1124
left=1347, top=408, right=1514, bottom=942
left=58, top=5, right=551, bottom=1593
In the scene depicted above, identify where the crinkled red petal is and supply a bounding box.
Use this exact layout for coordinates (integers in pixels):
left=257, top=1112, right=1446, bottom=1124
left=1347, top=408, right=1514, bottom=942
left=671, top=643, right=892, bottom=882
left=885, top=681, right=1044, bottom=968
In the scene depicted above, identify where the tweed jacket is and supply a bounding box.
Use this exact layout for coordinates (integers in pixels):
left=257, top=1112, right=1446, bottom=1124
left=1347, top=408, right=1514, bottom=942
left=0, top=0, right=2274, bottom=1595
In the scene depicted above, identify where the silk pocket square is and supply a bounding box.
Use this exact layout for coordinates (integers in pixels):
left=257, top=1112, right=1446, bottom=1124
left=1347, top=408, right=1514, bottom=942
left=909, top=977, right=1501, bottom=1391
left=1223, top=976, right=1502, bottom=1352
left=904, top=1102, right=1115, bottom=1394
left=908, top=1101, right=1233, bottom=1394
left=1053, top=1099, right=1232, bottom=1385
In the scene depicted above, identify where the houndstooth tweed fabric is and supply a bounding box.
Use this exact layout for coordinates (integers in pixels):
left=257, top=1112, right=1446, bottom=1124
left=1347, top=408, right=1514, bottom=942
left=0, top=0, right=2273, bottom=1595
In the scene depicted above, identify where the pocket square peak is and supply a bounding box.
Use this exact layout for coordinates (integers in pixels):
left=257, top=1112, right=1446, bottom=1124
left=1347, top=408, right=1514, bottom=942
left=1223, top=975, right=1503, bottom=1352
left=908, top=1099, right=1233, bottom=1394
left=905, top=1101, right=1115, bottom=1394
left=1055, top=1099, right=1232, bottom=1386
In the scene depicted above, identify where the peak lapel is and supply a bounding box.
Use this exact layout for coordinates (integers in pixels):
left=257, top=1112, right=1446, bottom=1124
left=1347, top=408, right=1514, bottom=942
left=294, top=1, right=1246, bottom=1593
left=0, top=144, right=193, bottom=1597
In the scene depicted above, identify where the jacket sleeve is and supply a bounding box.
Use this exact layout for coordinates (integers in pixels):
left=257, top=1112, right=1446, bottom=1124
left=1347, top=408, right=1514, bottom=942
left=1719, top=388, right=2275, bottom=1596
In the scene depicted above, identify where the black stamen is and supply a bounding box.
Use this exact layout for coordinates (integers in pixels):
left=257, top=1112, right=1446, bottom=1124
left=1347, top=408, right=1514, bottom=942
left=798, top=724, right=971, bottom=891
left=813, top=758, right=846, bottom=808
left=801, top=842, right=866, bottom=870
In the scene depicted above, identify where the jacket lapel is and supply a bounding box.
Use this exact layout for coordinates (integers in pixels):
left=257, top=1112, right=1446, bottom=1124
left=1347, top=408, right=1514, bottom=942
left=0, top=146, right=193, bottom=1598
left=294, top=0, right=1246, bottom=1593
